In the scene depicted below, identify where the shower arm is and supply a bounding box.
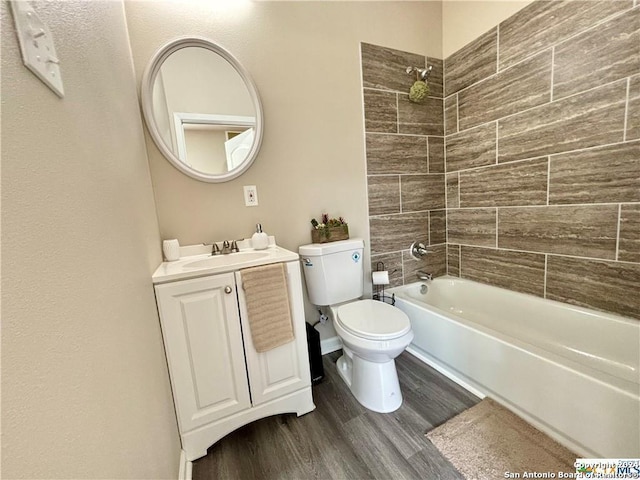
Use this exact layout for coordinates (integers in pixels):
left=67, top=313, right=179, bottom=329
left=406, top=65, right=433, bottom=81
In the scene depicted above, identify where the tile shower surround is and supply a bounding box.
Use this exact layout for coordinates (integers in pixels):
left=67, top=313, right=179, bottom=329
left=361, top=42, right=446, bottom=287
left=361, top=1, right=640, bottom=320
left=443, top=1, right=640, bottom=319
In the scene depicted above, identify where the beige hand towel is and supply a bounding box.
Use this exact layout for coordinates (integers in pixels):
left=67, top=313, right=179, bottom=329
left=241, top=263, right=295, bottom=353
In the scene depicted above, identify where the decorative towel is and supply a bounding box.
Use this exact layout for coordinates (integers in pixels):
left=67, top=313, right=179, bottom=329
left=241, top=263, right=295, bottom=353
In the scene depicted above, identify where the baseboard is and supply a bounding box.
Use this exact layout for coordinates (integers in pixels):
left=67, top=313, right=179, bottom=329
left=320, top=336, right=342, bottom=355
left=405, top=345, right=486, bottom=399
left=178, top=450, right=192, bottom=480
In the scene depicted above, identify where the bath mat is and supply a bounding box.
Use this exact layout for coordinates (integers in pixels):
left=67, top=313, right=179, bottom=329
left=426, top=398, right=576, bottom=480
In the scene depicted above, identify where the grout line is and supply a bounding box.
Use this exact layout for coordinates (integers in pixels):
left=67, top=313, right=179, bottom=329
left=546, top=4, right=637, bottom=53
left=368, top=173, right=428, bottom=177
left=448, top=76, right=628, bottom=137
left=455, top=93, right=460, bottom=133
left=444, top=132, right=448, bottom=182
left=458, top=244, right=462, bottom=277
left=450, top=48, right=550, bottom=98
left=427, top=211, right=431, bottom=245
left=366, top=131, right=443, bottom=139
left=496, top=23, right=500, bottom=73
left=546, top=156, right=551, bottom=206
left=395, top=93, right=399, bottom=134
left=446, top=244, right=449, bottom=275
left=364, top=86, right=443, bottom=99
left=443, top=166, right=448, bottom=210
left=426, top=136, right=430, bottom=173
left=448, top=119, right=495, bottom=138
left=369, top=211, right=431, bottom=220
left=495, top=122, right=499, bottom=164
left=441, top=138, right=639, bottom=175
left=445, top=209, right=449, bottom=245
left=457, top=171, right=461, bottom=208
left=439, top=202, right=638, bottom=211
left=495, top=208, right=499, bottom=248
left=624, top=77, right=630, bottom=142
left=398, top=175, right=403, bottom=214
left=440, top=242, right=635, bottom=265
left=616, top=204, right=622, bottom=261
left=550, top=46, right=555, bottom=102
left=543, top=254, right=548, bottom=299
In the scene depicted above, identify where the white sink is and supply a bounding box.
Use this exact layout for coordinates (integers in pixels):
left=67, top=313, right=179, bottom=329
left=183, top=251, right=270, bottom=269
left=152, top=244, right=300, bottom=284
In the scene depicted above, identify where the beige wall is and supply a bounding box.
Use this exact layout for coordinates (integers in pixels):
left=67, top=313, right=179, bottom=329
left=126, top=1, right=442, bottom=247
left=1, top=1, right=180, bottom=478
left=442, top=0, right=533, bottom=57
left=125, top=1, right=442, bottom=336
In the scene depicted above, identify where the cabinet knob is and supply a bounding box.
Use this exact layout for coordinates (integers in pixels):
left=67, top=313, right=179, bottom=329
left=224, top=286, right=233, bottom=294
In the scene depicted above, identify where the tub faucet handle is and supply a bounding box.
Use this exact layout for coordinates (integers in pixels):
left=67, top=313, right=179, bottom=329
left=410, top=241, right=431, bottom=259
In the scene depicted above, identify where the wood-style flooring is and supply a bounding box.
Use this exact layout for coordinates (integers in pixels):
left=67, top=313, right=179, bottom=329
left=192, top=350, right=480, bottom=480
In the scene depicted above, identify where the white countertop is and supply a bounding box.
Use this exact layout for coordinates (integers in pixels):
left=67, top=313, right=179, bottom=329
left=152, top=242, right=299, bottom=284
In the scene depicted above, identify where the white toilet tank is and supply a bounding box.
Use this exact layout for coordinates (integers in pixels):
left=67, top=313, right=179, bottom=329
left=299, top=238, right=364, bottom=306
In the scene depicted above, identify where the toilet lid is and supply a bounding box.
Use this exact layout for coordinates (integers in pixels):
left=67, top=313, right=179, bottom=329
left=336, top=299, right=411, bottom=340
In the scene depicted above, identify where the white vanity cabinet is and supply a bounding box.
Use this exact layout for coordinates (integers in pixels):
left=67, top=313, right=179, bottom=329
left=154, top=257, right=315, bottom=461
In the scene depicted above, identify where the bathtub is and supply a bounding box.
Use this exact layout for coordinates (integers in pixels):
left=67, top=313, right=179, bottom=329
left=390, top=276, right=640, bottom=458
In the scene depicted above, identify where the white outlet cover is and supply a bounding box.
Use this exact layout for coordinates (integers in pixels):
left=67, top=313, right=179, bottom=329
left=10, top=1, right=64, bottom=98
left=243, top=185, right=258, bottom=207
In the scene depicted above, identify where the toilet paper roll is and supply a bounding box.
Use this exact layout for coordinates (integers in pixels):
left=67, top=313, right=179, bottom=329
left=372, top=271, right=390, bottom=285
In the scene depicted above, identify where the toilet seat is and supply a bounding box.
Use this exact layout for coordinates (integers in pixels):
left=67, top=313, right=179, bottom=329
left=336, top=299, right=411, bottom=341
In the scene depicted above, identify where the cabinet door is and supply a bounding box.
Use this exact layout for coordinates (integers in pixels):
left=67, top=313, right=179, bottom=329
left=155, top=274, right=250, bottom=433
left=236, top=262, right=312, bottom=406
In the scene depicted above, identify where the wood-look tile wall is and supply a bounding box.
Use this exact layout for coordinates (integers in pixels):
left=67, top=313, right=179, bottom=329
left=361, top=43, right=445, bottom=287
left=443, top=1, right=640, bottom=319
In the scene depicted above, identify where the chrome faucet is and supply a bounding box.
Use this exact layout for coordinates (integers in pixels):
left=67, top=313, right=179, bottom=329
left=230, top=240, right=240, bottom=253
left=410, top=241, right=431, bottom=258
left=417, top=270, right=433, bottom=281
left=221, top=240, right=231, bottom=254
left=204, top=242, right=221, bottom=256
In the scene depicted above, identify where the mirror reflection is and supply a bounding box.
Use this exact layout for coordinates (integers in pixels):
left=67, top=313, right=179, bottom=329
left=150, top=46, right=256, bottom=176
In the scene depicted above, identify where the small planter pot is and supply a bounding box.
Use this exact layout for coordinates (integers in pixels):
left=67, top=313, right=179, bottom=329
left=311, top=225, right=349, bottom=243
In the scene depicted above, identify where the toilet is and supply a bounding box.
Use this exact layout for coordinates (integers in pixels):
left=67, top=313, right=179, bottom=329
left=298, top=238, right=414, bottom=413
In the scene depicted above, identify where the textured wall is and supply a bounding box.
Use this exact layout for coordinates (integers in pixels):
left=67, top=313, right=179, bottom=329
left=361, top=43, right=446, bottom=288
left=443, top=0, right=640, bottom=319
left=1, top=1, right=180, bottom=478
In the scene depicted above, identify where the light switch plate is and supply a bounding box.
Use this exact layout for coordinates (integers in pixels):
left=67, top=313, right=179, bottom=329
left=10, top=1, right=64, bottom=98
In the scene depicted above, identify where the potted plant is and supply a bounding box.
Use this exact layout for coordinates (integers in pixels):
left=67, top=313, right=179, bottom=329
left=310, top=213, right=349, bottom=243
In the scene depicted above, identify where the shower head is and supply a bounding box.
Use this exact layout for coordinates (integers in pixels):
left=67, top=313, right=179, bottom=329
left=406, top=65, right=433, bottom=81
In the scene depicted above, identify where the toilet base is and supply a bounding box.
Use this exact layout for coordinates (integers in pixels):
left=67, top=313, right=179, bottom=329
left=336, top=352, right=403, bottom=413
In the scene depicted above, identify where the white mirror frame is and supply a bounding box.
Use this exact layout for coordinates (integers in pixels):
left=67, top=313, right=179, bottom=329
left=140, top=37, right=264, bottom=183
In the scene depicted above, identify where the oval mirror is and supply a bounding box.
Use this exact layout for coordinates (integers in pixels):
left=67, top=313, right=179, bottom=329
left=141, top=37, right=263, bottom=183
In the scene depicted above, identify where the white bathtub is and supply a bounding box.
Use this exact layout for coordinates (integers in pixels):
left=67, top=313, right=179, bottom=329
left=390, top=276, right=640, bottom=458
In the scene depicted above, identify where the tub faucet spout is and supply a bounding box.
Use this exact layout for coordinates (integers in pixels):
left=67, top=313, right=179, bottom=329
left=417, top=270, right=433, bottom=281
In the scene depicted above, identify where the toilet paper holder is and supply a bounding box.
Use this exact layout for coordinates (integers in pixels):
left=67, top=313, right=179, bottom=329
left=372, top=261, right=396, bottom=306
